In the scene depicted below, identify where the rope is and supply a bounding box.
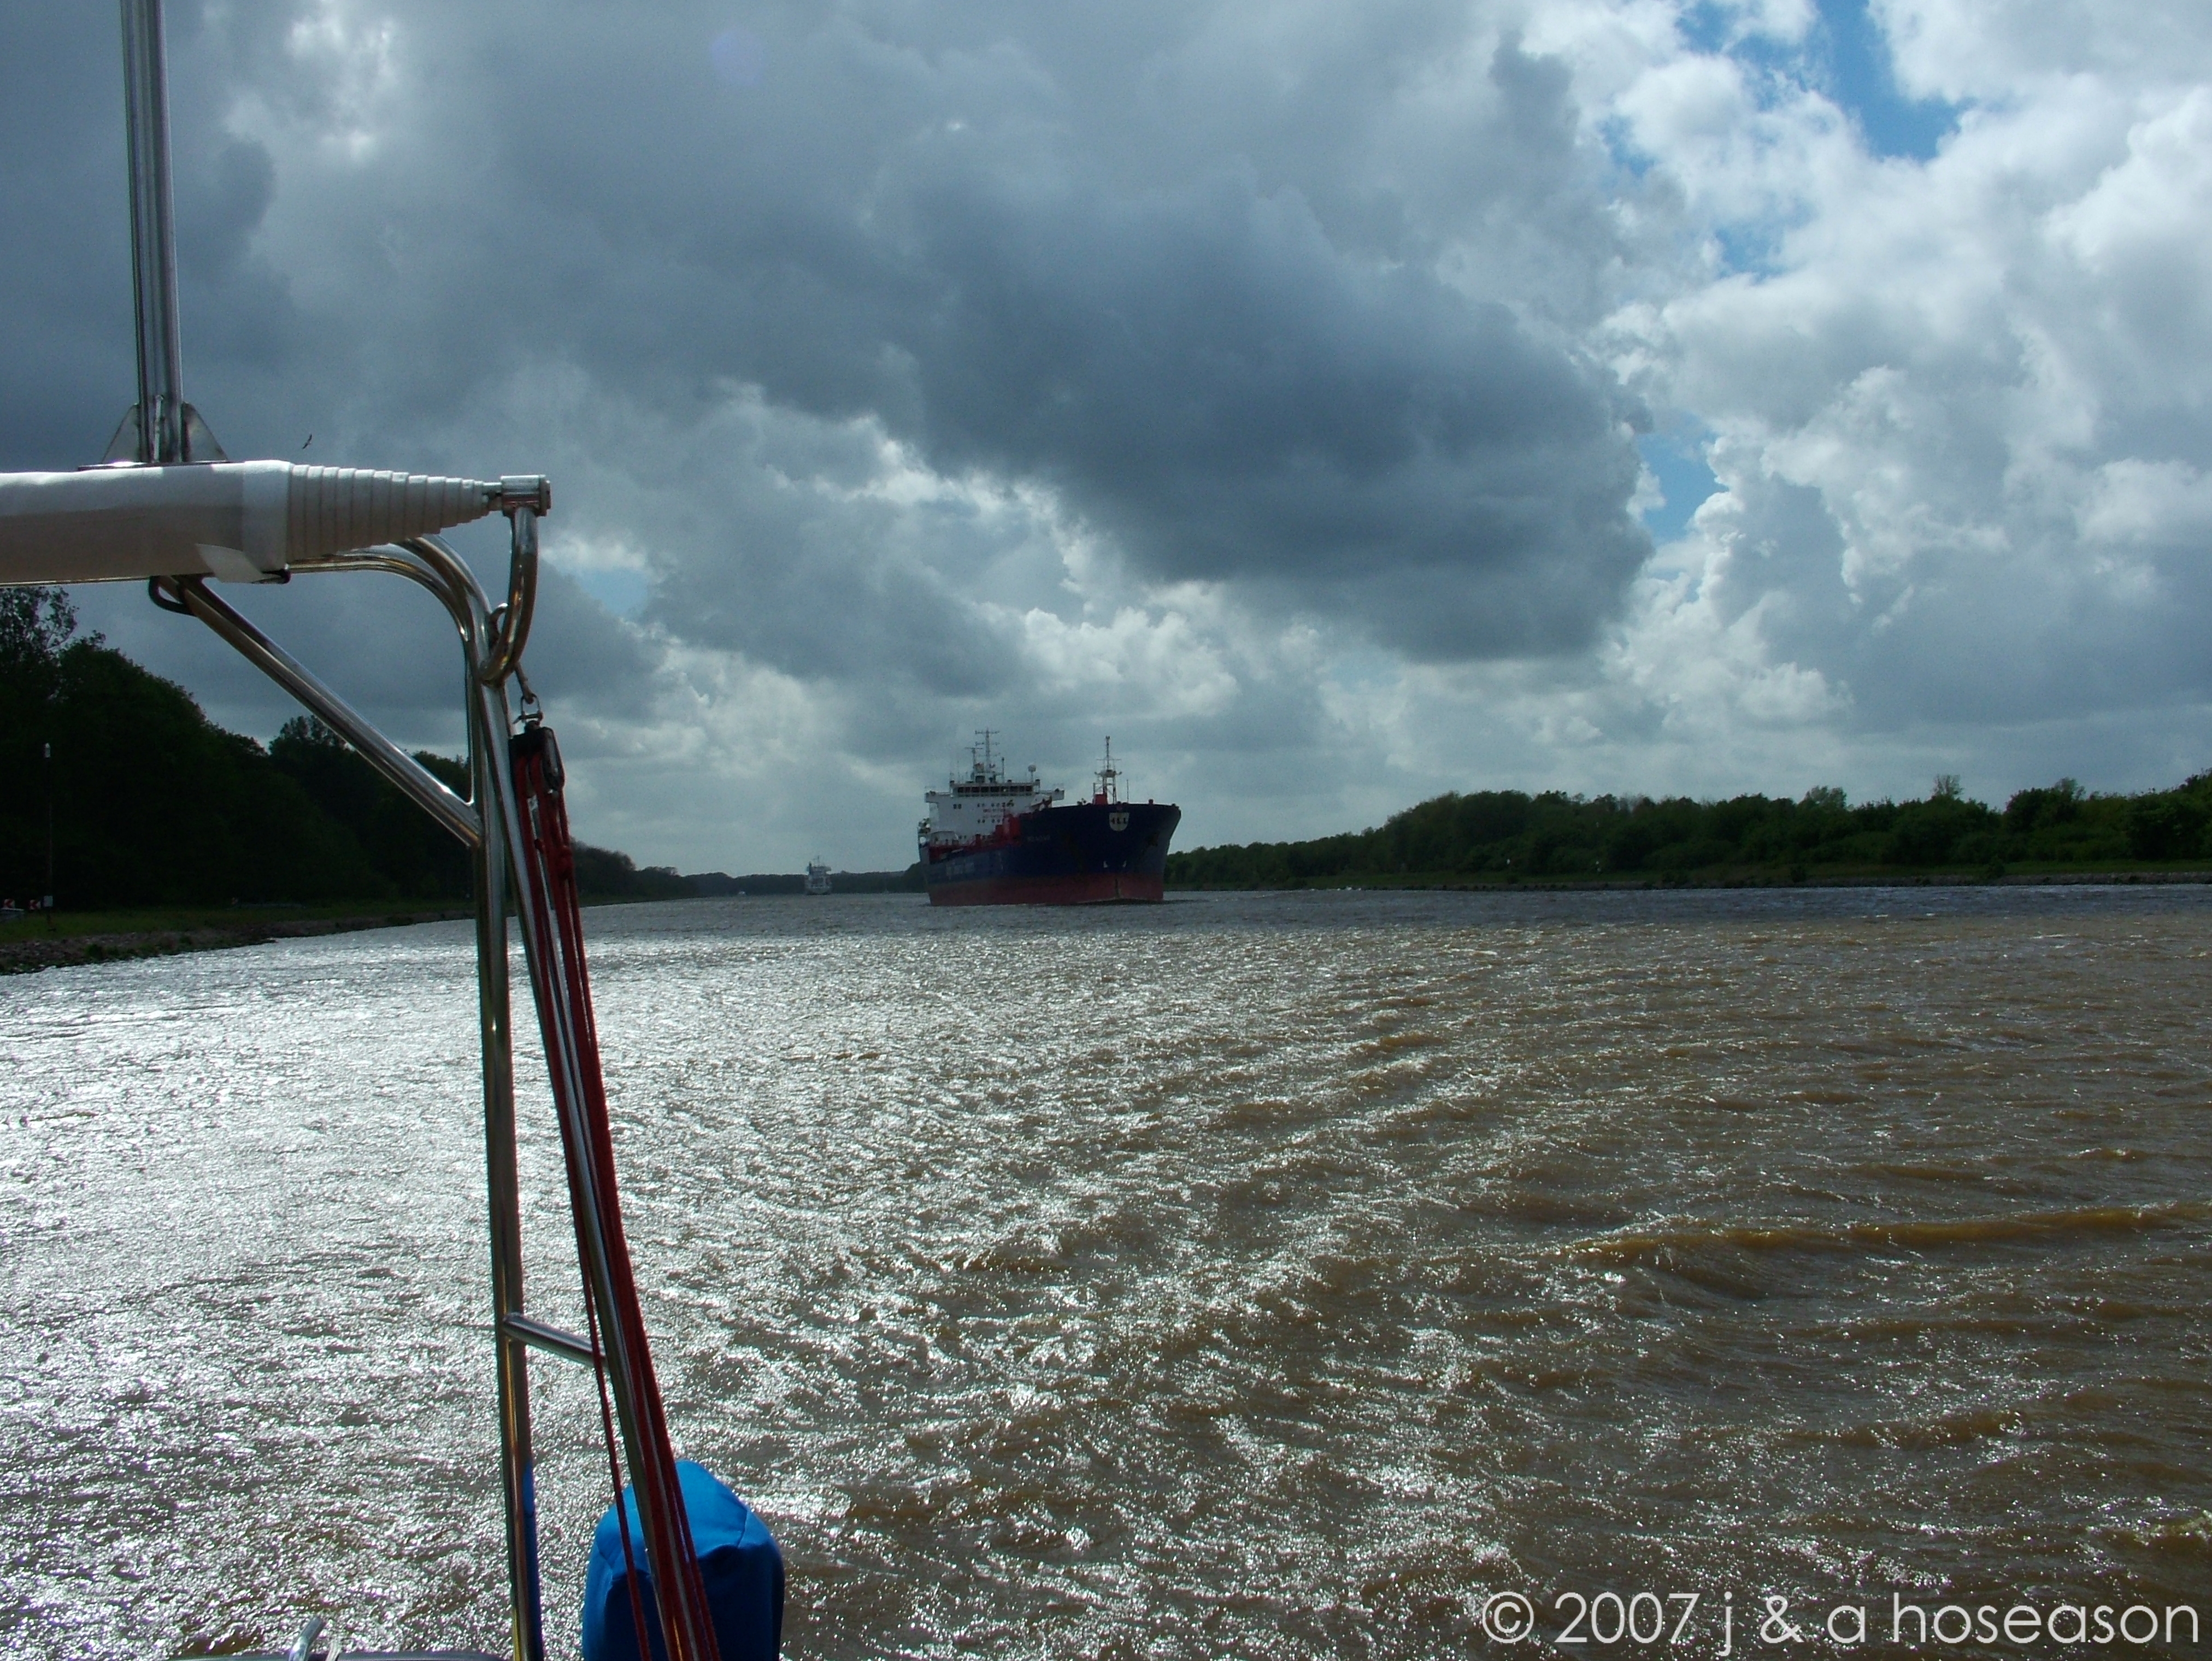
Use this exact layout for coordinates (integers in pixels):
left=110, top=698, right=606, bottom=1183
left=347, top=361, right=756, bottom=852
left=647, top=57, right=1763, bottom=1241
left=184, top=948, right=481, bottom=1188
left=581, top=1262, right=651, bottom=1658
left=509, top=716, right=721, bottom=1661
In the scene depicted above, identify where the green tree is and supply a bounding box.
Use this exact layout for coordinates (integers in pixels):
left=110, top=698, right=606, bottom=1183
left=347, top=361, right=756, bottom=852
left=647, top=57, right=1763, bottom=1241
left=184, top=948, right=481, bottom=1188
left=0, top=588, right=83, bottom=904
left=269, top=717, right=472, bottom=900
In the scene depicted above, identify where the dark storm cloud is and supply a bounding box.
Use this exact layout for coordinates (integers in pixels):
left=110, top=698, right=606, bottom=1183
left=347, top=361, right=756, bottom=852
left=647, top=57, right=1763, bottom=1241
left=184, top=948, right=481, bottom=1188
left=614, top=9, right=1653, bottom=661
left=884, top=157, right=1650, bottom=655
left=0, top=2, right=305, bottom=468
left=0, top=5, right=136, bottom=470
left=1, top=1, right=1648, bottom=671
left=645, top=474, right=1020, bottom=700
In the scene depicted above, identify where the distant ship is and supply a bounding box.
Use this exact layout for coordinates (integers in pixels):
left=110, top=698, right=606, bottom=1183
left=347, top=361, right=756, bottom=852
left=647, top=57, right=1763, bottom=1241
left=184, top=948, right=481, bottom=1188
left=920, top=734, right=1180, bottom=905
left=803, top=858, right=832, bottom=896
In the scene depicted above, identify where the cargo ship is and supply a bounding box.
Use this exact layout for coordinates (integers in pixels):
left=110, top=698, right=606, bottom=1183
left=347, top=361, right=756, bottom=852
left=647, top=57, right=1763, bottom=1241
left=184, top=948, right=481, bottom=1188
left=920, top=734, right=1181, bottom=905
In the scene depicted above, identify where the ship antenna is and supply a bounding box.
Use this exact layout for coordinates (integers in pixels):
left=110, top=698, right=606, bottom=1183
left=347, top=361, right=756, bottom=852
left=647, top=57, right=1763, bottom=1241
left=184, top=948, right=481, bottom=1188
left=1096, top=735, right=1121, bottom=804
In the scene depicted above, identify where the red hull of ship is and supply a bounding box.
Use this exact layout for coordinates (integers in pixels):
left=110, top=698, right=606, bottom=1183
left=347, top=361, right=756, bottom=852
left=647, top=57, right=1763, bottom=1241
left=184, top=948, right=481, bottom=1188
left=927, top=871, right=1165, bottom=906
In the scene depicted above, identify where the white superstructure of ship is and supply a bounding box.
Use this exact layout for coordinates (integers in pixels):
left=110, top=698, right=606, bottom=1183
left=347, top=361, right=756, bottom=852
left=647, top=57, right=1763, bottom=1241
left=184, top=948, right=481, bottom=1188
left=919, top=731, right=1064, bottom=853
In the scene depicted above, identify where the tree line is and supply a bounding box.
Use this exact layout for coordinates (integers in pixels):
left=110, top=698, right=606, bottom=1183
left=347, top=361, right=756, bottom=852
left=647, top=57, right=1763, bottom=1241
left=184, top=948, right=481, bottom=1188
left=16, top=584, right=2207, bottom=906
left=1165, top=771, right=2212, bottom=889
left=0, top=586, right=687, bottom=910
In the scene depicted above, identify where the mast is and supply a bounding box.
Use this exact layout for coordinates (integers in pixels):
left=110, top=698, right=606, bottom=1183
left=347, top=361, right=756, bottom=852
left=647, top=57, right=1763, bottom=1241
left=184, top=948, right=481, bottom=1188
left=971, top=728, right=1000, bottom=782
left=120, top=0, right=187, bottom=464
left=1095, top=735, right=1120, bottom=804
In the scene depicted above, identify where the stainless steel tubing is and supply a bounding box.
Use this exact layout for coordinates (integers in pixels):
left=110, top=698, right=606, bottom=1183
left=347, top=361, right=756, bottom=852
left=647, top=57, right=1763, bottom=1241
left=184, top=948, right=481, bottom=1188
left=462, top=563, right=719, bottom=1659
left=174, top=544, right=550, bottom=1661
left=119, top=0, right=184, bottom=465
left=470, top=657, right=546, bottom=1661
left=376, top=536, right=551, bottom=1661
left=470, top=656, right=641, bottom=1464
left=169, top=532, right=689, bottom=1661
left=158, top=576, right=481, bottom=848
left=473, top=658, right=630, bottom=1661
left=380, top=538, right=551, bottom=1661
left=308, top=539, right=479, bottom=629
left=500, top=1312, right=600, bottom=1368
left=479, top=501, right=539, bottom=687
left=406, top=532, right=720, bottom=1654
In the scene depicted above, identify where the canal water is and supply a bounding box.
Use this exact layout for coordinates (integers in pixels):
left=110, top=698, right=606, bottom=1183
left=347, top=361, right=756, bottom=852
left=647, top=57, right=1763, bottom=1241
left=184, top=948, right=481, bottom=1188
left=3, top=886, right=2208, bottom=1656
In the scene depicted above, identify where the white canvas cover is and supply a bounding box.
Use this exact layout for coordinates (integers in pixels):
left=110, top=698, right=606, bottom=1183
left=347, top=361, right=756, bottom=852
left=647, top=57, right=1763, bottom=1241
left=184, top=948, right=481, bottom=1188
left=0, top=461, right=501, bottom=586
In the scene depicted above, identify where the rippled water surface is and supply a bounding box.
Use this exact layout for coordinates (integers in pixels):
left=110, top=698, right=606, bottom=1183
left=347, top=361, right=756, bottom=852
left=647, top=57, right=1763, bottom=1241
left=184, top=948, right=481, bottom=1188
left=5, top=887, right=2211, bottom=1657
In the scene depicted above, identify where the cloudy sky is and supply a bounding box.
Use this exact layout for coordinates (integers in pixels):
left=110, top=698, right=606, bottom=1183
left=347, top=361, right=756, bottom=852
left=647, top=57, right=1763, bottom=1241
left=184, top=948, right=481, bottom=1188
left=5, top=0, right=2210, bottom=871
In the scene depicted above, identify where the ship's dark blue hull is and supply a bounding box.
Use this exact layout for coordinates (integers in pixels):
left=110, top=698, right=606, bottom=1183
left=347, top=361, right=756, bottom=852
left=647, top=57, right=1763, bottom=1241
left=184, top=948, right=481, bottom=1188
left=922, top=802, right=1181, bottom=905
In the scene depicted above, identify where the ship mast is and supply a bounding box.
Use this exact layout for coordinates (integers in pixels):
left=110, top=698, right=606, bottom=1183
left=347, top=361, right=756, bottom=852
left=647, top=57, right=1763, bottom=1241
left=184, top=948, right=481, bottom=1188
left=971, top=728, right=1000, bottom=782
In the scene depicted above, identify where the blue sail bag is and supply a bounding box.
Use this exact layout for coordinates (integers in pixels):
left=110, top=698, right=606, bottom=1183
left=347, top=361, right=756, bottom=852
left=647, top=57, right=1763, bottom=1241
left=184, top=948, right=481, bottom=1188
left=580, top=1460, right=783, bottom=1661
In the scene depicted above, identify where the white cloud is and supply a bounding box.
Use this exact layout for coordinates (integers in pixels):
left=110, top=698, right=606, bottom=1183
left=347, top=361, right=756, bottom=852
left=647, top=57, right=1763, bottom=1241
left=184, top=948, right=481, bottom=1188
left=2078, top=460, right=2212, bottom=546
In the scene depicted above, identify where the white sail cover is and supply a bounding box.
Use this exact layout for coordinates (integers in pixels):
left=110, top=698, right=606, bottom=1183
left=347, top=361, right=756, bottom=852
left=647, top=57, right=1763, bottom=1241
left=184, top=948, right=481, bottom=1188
left=0, top=461, right=504, bottom=586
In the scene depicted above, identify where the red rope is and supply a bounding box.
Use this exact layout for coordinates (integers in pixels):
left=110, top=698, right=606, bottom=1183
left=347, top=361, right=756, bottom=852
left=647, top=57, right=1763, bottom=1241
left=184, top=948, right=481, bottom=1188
left=580, top=1260, right=650, bottom=1658
left=510, top=726, right=720, bottom=1661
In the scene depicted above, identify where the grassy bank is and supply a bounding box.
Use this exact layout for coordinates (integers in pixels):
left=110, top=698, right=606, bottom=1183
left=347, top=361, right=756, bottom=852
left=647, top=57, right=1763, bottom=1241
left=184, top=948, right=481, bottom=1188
left=0, top=900, right=475, bottom=974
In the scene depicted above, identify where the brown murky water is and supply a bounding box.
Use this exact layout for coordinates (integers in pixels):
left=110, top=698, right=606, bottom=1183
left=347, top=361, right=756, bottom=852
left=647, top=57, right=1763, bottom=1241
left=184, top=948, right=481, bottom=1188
left=4, top=887, right=2209, bottom=1657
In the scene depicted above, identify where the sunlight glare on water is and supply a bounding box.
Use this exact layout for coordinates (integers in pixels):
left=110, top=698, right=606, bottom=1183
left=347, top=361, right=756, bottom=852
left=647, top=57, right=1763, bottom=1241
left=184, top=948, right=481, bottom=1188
left=3, top=886, right=2210, bottom=1657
